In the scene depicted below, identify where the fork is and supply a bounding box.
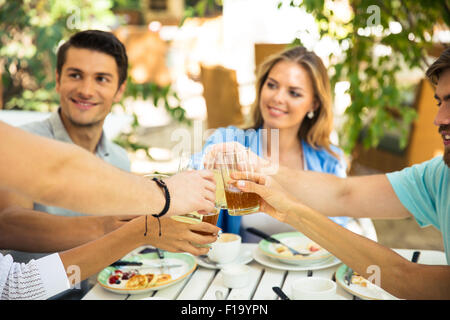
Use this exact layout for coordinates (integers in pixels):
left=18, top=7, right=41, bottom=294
left=156, top=248, right=169, bottom=273
left=246, top=227, right=310, bottom=256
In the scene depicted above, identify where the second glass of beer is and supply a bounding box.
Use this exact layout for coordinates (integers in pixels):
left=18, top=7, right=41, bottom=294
left=175, top=151, right=221, bottom=236
left=217, top=149, right=260, bottom=216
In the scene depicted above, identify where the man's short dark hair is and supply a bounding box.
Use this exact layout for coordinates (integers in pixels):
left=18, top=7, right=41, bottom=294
left=426, top=46, right=450, bottom=85
left=56, top=30, right=128, bottom=88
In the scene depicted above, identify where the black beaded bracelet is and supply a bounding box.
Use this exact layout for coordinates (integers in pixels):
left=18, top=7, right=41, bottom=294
left=151, top=177, right=171, bottom=236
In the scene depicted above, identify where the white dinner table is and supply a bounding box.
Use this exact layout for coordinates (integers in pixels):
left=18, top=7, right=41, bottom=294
left=82, top=244, right=447, bottom=300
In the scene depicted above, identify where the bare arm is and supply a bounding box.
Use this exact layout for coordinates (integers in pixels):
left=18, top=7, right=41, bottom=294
left=0, top=206, right=127, bottom=252
left=59, top=215, right=220, bottom=282
left=0, top=190, right=33, bottom=210
left=0, top=209, right=220, bottom=293
left=206, top=141, right=410, bottom=219
left=0, top=121, right=215, bottom=217
left=289, top=203, right=449, bottom=299
left=59, top=215, right=149, bottom=284
left=0, top=205, right=220, bottom=256
left=274, top=166, right=412, bottom=219
left=236, top=176, right=450, bottom=300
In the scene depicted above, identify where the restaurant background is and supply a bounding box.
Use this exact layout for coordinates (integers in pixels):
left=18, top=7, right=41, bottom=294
left=0, top=0, right=446, bottom=253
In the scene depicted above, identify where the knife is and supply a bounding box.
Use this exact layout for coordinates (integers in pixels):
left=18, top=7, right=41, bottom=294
left=411, top=251, right=420, bottom=263
left=156, top=248, right=169, bottom=273
left=272, top=287, right=290, bottom=300
left=246, top=227, right=309, bottom=256
left=110, top=260, right=182, bottom=268
left=344, top=266, right=353, bottom=285
left=110, top=261, right=143, bottom=267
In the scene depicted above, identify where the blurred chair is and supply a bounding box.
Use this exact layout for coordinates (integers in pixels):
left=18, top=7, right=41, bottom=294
left=114, top=26, right=171, bottom=86
left=0, top=72, right=3, bottom=109
left=200, top=64, right=244, bottom=129
left=254, top=43, right=289, bottom=70
left=405, top=78, right=444, bottom=166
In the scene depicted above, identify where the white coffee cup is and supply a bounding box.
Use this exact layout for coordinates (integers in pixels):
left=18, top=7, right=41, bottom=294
left=291, top=277, right=337, bottom=300
left=208, top=233, right=241, bottom=264
left=221, top=264, right=251, bottom=289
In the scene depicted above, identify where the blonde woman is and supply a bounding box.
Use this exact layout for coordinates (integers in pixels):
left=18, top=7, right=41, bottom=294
left=197, top=46, right=375, bottom=242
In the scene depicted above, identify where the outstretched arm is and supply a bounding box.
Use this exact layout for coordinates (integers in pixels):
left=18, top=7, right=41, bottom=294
left=204, top=141, right=410, bottom=219
left=1, top=215, right=149, bottom=300
left=234, top=175, right=450, bottom=300
left=60, top=215, right=220, bottom=283
left=0, top=206, right=128, bottom=252
left=0, top=206, right=220, bottom=256
left=0, top=121, right=215, bottom=217
left=274, top=165, right=412, bottom=219
left=1, top=214, right=220, bottom=299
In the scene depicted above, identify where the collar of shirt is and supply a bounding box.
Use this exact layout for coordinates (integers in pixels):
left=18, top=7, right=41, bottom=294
left=50, top=108, right=110, bottom=157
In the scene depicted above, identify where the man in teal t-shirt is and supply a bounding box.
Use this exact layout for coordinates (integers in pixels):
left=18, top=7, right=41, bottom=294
left=386, top=156, right=449, bottom=263
left=229, top=46, right=450, bottom=299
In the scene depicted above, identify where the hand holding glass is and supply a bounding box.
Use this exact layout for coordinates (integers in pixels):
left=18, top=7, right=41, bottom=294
left=172, top=151, right=220, bottom=236
left=217, top=149, right=260, bottom=216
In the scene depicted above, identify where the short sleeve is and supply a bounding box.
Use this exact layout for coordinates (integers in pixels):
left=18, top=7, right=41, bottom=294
left=386, top=158, right=440, bottom=229
left=35, top=253, right=71, bottom=299
left=0, top=253, right=69, bottom=300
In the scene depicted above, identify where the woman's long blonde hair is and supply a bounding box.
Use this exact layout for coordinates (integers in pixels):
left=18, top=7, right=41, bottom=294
left=248, top=46, right=337, bottom=158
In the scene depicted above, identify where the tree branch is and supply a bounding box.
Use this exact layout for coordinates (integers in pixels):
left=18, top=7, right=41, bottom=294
left=399, top=0, right=415, bottom=30
left=444, top=0, right=450, bottom=20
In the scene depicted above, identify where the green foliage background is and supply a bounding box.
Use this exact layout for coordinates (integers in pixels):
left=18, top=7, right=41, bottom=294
left=0, top=0, right=190, bottom=155
left=1, top=0, right=448, bottom=155
left=0, top=0, right=188, bottom=119
left=1, top=0, right=115, bottom=111
left=283, top=0, right=449, bottom=153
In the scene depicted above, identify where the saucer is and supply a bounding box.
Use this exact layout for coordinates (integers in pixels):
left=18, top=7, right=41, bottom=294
left=196, top=244, right=253, bottom=269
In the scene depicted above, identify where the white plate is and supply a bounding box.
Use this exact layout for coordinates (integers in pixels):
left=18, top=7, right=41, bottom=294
left=253, top=247, right=341, bottom=271
left=97, top=252, right=196, bottom=295
left=335, top=264, right=400, bottom=300
left=196, top=245, right=254, bottom=269
left=258, top=232, right=332, bottom=266
left=290, top=294, right=347, bottom=301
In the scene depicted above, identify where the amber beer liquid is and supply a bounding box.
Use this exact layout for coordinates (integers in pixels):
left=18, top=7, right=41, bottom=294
left=171, top=210, right=220, bottom=236
left=224, top=186, right=260, bottom=216
left=195, top=211, right=220, bottom=236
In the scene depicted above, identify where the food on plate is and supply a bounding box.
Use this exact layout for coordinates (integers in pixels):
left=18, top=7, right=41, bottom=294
left=126, top=274, right=149, bottom=289
left=275, top=246, right=289, bottom=255
left=274, top=241, right=323, bottom=256
left=155, top=274, right=172, bottom=286
left=307, top=242, right=321, bottom=252
left=146, top=273, right=158, bottom=287
left=350, top=272, right=368, bottom=287
left=107, top=269, right=172, bottom=289
left=108, top=270, right=137, bottom=285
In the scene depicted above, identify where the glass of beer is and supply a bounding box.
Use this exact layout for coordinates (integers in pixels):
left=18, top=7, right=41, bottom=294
left=170, top=151, right=221, bottom=237
left=204, top=152, right=227, bottom=210
left=171, top=208, right=220, bottom=236
left=217, top=149, right=260, bottom=216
